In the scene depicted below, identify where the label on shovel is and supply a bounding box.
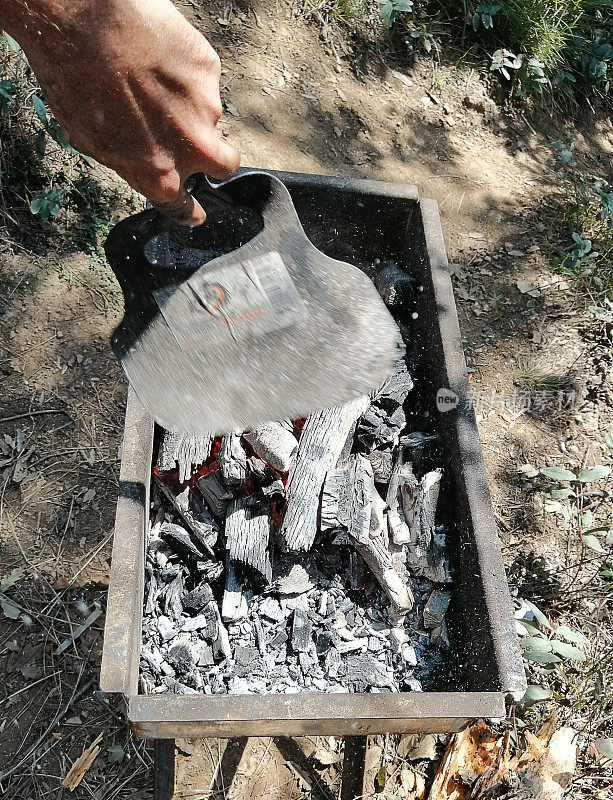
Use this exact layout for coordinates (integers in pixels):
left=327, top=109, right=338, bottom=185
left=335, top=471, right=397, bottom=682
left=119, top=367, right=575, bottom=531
left=153, top=250, right=306, bottom=347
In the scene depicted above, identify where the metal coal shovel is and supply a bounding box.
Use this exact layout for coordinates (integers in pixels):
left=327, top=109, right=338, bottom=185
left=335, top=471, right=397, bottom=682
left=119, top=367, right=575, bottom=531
left=104, top=170, right=402, bottom=434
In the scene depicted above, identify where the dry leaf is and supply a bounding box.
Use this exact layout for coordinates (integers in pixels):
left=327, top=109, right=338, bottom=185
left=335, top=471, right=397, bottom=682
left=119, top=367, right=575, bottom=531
left=365, top=744, right=383, bottom=773
left=62, top=733, right=103, bottom=790
left=313, top=748, right=340, bottom=766
left=516, top=279, right=541, bottom=297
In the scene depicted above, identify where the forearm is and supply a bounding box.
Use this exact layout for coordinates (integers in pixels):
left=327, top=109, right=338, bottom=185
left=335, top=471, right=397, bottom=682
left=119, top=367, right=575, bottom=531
left=1, top=1, right=95, bottom=46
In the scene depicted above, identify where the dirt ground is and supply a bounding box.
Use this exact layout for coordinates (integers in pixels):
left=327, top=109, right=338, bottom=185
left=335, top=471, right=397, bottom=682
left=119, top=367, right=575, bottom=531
left=1, top=1, right=612, bottom=798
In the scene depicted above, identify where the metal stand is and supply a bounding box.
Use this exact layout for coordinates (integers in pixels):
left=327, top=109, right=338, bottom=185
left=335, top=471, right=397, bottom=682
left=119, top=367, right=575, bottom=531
left=154, top=739, right=176, bottom=800
left=153, top=735, right=368, bottom=800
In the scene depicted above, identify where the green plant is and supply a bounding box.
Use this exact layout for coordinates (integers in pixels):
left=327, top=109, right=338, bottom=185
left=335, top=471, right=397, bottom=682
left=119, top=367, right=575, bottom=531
left=472, top=3, right=501, bottom=30
left=540, top=464, right=612, bottom=553
left=379, top=0, right=414, bottom=28
left=29, top=187, right=67, bottom=221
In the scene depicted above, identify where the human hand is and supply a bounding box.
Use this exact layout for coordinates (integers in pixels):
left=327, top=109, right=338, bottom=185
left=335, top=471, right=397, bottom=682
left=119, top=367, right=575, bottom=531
left=2, top=0, right=240, bottom=225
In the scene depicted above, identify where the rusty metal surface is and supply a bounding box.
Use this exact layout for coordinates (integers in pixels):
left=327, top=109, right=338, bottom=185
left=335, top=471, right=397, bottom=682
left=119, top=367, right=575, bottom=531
left=101, top=171, right=524, bottom=738
left=418, top=199, right=526, bottom=700
left=341, top=737, right=367, bottom=800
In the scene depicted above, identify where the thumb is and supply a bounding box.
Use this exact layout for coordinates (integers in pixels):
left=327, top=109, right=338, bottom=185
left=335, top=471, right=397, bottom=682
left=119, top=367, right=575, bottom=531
left=151, top=183, right=207, bottom=227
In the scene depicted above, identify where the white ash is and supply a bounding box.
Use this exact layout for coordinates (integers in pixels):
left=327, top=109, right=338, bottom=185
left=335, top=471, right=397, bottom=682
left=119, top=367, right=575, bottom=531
left=140, top=262, right=455, bottom=696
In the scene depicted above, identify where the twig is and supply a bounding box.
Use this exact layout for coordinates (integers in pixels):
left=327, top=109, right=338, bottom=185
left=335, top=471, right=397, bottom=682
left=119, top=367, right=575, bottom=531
left=0, top=409, right=73, bottom=425
left=0, top=678, right=94, bottom=781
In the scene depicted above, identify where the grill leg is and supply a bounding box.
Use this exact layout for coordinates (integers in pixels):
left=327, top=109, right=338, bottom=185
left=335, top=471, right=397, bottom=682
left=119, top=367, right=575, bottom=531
left=154, top=738, right=176, bottom=800
left=341, top=736, right=367, bottom=800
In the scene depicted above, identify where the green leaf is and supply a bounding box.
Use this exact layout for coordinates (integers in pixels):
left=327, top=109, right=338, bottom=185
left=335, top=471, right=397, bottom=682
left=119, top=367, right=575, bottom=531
left=583, top=534, right=605, bottom=553
left=577, top=466, right=611, bottom=483
left=393, top=0, right=414, bottom=10
left=541, top=466, right=577, bottom=482
left=521, top=636, right=552, bottom=652
left=555, top=625, right=587, bottom=645
left=32, top=94, right=47, bottom=124
left=107, top=745, right=124, bottom=764
left=526, top=600, right=553, bottom=630
left=581, top=510, right=594, bottom=529
left=597, top=738, right=613, bottom=760
left=551, top=639, right=586, bottom=661
left=3, top=32, right=21, bottom=51
left=604, top=431, right=613, bottom=450
left=0, top=567, right=24, bottom=592
left=30, top=197, right=43, bottom=214
left=519, top=620, right=546, bottom=637
left=545, top=487, right=573, bottom=500
left=376, top=766, right=386, bottom=790
left=523, top=685, right=552, bottom=703
left=524, top=650, right=561, bottom=664
left=0, top=596, right=21, bottom=620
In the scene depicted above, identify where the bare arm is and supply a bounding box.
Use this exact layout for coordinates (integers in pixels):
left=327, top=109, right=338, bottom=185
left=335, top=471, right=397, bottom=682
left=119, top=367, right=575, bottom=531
left=1, top=0, right=240, bottom=225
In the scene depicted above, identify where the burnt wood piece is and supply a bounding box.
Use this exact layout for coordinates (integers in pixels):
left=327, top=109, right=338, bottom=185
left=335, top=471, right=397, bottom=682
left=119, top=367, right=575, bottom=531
left=217, top=432, right=248, bottom=486
left=225, top=496, right=271, bottom=580
left=160, top=523, right=208, bottom=564
left=244, top=422, right=298, bottom=473
left=386, top=449, right=417, bottom=546
left=279, top=395, right=370, bottom=552
left=291, top=608, right=311, bottom=653
left=154, top=477, right=218, bottom=556
left=197, top=472, right=233, bottom=520
left=324, top=456, right=413, bottom=614
left=182, top=583, right=213, bottom=613
left=157, top=431, right=213, bottom=483
left=356, top=366, right=413, bottom=451
left=221, top=559, right=248, bottom=622
left=373, top=262, right=416, bottom=313
left=404, top=469, right=448, bottom=582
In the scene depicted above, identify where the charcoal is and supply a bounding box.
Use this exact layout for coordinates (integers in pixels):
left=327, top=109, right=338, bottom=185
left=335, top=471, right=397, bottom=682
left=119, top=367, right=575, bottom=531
left=222, top=560, right=248, bottom=622
left=163, top=677, right=199, bottom=695
left=423, top=590, right=451, bottom=629
left=280, top=396, right=370, bottom=552
left=197, top=472, right=233, bottom=519
left=367, top=449, right=394, bottom=483
left=356, top=405, right=406, bottom=451
left=321, top=456, right=373, bottom=544
left=431, top=620, right=451, bottom=649
left=159, top=660, right=176, bottom=677
left=160, top=563, right=181, bottom=581
left=374, top=367, right=414, bottom=406
left=316, top=630, right=337, bottom=655
left=155, top=480, right=217, bottom=555
left=163, top=573, right=184, bottom=619
left=247, top=456, right=268, bottom=480
left=181, top=610, right=217, bottom=638
left=144, top=572, right=160, bottom=616
left=160, top=523, right=207, bottom=563
left=324, top=647, right=342, bottom=678
left=261, top=478, right=285, bottom=498
left=244, top=422, right=298, bottom=473
left=197, top=644, right=215, bottom=667
left=298, top=651, right=318, bottom=675
left=344, top=653, right=393, bottom=691
left=368, top=636, right=384, bottom=653
left=291, top=608, right=311, bottom=653
left=225, top=496, right=271, bottom=579
left=374, top=263, right=416, bottom=312
left=259, top=596, right=284, bottom=623
left=157, top=431, right=213, bottom=482
left=337, top=639, right=367, bottom=654
left=273, top=561, right=314, bottom=596
left=196, top=559, right=224, bottom=582
left=253, top=615, right=267, bottom=656
left=157, top=615, right=177, bottom=642
left=167, top=640, right=197, bottom=674
left=269, top=629, right=288, bottom=649
left=218, top=431, right=248, bottom=486
left=182, top=583, right=214, bottom=613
